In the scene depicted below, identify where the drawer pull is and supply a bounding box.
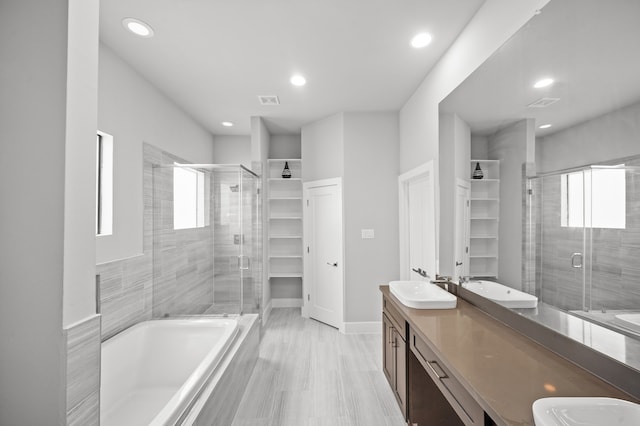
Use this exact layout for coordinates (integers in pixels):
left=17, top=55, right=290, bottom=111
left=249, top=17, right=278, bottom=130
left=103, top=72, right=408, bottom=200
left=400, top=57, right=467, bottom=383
left=426, top=360, right=448, bottom=380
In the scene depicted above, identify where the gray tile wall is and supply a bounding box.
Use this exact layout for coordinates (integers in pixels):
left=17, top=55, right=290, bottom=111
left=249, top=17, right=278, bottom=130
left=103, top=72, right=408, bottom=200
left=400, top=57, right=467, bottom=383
left=65, top=314, right=101, bottom=425
left=152, top=161, right=214, bottom=316
left=96, top=143, right=213, bottom=338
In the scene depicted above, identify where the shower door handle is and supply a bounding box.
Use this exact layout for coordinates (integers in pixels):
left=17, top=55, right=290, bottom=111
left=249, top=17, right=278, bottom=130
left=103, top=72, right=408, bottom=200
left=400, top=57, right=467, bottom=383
left=238, top=255, right=250, bottom=270
left=571, top=252, right=583, bottom=269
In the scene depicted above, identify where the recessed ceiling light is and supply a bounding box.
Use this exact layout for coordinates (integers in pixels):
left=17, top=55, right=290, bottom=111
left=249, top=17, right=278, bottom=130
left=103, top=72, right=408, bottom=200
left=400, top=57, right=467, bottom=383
left=221, top=121, right=234, bottom=127
left=122, top=18, right=154, bottom=38
left=290, top=75, right=306, bottom=87
left=411, top=33, right=432, bottom=48
left=539, top=124, right=552, bottom=129
left=533, top=78, right=554, bottom=89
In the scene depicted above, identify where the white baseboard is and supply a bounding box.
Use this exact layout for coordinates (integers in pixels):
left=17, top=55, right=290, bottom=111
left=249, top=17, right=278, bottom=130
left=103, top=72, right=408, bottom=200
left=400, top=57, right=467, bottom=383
left=271, top=298, right=303, bottom=308
left=343, top=321, right=381, bottom=334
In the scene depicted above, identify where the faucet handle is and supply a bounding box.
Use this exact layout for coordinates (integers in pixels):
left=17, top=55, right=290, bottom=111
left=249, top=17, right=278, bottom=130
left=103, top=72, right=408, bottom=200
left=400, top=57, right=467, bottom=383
left=411, top=267, right=429, bottom=278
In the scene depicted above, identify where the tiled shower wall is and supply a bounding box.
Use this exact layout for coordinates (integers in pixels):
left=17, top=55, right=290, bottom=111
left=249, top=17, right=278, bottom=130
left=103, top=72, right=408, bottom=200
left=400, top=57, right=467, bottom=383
left=525, top=160, right=640, bottom=312
left=96, top=143, right=215, bottom=339
left=152, top=161, right=215, bottom=317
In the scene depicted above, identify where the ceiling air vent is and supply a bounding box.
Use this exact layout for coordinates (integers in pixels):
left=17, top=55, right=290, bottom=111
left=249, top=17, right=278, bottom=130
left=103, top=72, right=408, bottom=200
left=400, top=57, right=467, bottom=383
left=258, top=95, right=280, bottom=106
left=527, top=97, right=560, bottom=108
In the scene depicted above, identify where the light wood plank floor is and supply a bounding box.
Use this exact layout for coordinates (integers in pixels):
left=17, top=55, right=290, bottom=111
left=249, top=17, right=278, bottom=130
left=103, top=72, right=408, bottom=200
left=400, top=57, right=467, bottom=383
left=231, top=308, right=405, bottom=426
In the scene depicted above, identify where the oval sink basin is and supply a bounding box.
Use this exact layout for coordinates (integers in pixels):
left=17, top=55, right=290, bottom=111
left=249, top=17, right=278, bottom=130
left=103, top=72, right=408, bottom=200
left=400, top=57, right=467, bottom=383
left=533, top=397, right=640, bottom=426
left=465, top=280, right=538, bottom=309
left=389, top=281, right=456, bottom=309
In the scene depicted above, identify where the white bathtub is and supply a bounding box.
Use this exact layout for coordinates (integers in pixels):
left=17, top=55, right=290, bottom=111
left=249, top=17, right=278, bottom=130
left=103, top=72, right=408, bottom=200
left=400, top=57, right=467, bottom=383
left=614, top=313, right=640, bottom=335
left=464, top=280, right=538, bottom=308
left=101, top=318, right=239, bottom=426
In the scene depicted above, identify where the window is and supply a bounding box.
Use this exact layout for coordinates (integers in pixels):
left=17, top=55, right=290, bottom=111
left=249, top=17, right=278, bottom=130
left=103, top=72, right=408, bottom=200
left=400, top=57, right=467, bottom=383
left=561, top=166, right=625, bottom=229
left=173, top=165, right=207, bottom=229
left=96, top=132, right=113, bottom=236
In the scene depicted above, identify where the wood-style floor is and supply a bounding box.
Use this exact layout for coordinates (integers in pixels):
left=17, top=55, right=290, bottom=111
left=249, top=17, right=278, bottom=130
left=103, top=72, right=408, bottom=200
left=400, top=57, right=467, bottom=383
left=231, top=308, right=405, bottom=426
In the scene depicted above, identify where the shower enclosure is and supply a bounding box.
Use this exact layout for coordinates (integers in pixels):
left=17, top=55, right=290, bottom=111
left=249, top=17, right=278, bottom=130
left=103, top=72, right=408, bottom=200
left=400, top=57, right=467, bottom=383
left=526, top=162, right=640, bottom=335
left=152, top=164, right=262, bottom=317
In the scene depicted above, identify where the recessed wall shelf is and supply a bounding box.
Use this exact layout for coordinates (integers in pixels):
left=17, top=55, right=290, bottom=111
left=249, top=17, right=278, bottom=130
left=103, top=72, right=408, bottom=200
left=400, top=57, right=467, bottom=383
left=267, top=159, right=304, bottom=281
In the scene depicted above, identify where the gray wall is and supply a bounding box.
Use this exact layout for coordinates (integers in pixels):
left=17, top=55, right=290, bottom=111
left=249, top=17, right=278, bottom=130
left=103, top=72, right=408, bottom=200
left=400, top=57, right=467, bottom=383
left=302, top=113, right=344, bottom=182
left=97, top=43, right=215, bottom=264
left=537, top=100, right=640, bottom=173
left=0, top=0, right=99, bottom=422
left=399, top=0, right=549, bottom=174
left=302, top=112, right=399, bottom=324
left=270, top=134, right=302, bottom=159
left=212, top=135, right=251, bottom=165
left=343, top=112, right=399, bottom=323
left=487, top=119, right=531, bottom=289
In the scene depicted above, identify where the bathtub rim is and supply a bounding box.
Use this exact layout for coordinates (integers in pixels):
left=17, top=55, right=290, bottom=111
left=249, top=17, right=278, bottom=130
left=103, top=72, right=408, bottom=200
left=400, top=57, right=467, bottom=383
left=465, top=279, right=538, bottom=308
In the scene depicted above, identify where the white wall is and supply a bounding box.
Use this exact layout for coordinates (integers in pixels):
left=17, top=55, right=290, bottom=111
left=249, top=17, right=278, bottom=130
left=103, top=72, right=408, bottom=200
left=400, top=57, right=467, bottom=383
left=399, top=0, right=551, bottom=175
left=301, top=113, right=345, bottom=182
left=399, top=0, right=550, bottom=283
left=0, top=0, right=99, bottom=422
left=212, top=135, right=251, bottom=165
left=487, top=119, right=532, bottom=289
left=97, top=43, right=215, bottom=264
left=64, top=0, right=100, bottom=326
left=343, top=112, right=399, bottom=322
left=439, top=113, right=471, bottom=276
left=537, top=100, right=640, bottom=173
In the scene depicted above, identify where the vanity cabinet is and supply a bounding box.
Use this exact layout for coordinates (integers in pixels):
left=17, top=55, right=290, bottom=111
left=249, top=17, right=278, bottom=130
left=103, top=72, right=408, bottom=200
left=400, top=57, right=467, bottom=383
left=382, top=297, right=407, bottom=418
left=409, top=330, right=485, bottom=426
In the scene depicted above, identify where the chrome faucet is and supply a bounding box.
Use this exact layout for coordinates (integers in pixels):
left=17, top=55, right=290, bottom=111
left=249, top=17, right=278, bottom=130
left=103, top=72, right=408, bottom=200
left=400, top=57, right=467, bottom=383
left=458, top=276, right=471, bottom=286
left=430, top=274, right=452, bottom=284
left=411, top=267, right=429, bottom=279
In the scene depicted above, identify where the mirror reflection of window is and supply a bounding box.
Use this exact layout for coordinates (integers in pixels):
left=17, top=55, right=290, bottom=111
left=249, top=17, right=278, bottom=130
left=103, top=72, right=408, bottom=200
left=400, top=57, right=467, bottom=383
left=561, top=166, right=626, bottom=229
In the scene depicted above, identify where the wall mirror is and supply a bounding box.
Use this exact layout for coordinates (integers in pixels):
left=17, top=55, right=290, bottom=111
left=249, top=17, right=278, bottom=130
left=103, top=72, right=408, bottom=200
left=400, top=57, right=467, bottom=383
left=439, top=0, right=640, bottom=374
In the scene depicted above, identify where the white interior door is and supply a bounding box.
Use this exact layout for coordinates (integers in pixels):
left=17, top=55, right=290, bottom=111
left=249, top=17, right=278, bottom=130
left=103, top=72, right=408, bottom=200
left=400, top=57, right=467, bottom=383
left=454, top=179, right=470, bottom=279
left=303, top=178, right=343, bottom=329
left=399, top=162, right=436, bottom=281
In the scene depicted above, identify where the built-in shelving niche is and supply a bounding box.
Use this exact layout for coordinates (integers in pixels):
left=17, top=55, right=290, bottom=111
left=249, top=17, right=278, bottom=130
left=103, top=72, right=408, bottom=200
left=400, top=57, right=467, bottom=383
left=469, top=160, right=500, bottom=278
left=267, top=159, right=303, bottom=305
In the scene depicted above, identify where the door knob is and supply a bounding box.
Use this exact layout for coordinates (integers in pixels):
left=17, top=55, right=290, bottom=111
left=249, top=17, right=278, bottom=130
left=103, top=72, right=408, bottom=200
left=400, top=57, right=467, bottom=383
left=456, top=261, right=463, bottom=266
left=327, top=262, right=338, bottom=267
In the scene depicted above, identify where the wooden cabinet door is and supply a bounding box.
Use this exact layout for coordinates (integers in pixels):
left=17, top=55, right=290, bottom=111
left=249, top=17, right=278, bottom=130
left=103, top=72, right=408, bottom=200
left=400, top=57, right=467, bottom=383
left=394, top=329, right=407, bottom=417
left=382, top=314, right=394, bottom=385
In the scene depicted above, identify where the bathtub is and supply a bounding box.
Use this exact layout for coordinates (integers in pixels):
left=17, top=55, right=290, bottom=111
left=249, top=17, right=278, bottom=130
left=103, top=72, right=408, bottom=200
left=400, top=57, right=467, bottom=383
left=101, top=318, right=239, bottom=426
left=464, top=280, right=538, bottom=308
left=614, top=313, right=640, bottom=335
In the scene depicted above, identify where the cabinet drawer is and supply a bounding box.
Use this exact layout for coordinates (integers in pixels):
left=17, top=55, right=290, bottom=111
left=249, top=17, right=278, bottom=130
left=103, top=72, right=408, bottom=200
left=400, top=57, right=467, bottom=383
left=410, top=330, right=484, bottom=425
left=383, top=296, right=407, bottom=338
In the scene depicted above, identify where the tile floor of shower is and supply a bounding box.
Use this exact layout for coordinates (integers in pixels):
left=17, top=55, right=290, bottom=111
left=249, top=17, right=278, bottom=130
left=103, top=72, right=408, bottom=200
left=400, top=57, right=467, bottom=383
left=231, top=308, right=405, bottom=426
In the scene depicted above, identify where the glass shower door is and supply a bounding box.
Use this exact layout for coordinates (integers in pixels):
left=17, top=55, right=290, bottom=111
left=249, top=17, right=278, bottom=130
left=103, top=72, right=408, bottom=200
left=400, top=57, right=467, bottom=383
left=537, top=171, right=587, bottom=311
left=239, top=167, right=261, bottom=315
left=211, top=168, right=242, bottom=315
